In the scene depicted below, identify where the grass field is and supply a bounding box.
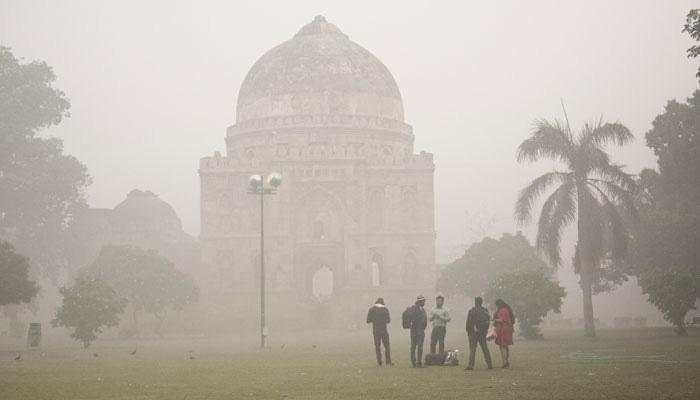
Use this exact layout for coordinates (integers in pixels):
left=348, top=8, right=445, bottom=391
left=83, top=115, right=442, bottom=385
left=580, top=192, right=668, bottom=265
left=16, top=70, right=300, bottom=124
left=1, top=328, right=699, bottom=399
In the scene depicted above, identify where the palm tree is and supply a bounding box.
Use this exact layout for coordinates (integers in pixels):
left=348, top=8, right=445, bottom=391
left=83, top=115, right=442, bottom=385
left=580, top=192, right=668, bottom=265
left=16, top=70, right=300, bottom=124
left=515, top=117, right=637, bottom=337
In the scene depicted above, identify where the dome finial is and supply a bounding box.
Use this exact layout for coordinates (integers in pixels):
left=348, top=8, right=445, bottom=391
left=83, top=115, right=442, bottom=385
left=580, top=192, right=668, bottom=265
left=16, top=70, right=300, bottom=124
left=294, top=15, right=345, bottom=38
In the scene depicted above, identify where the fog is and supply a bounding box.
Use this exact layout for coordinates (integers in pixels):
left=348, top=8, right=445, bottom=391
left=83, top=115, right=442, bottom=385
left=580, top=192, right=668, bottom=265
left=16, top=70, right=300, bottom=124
left=1, top=0, right=698, bottom=333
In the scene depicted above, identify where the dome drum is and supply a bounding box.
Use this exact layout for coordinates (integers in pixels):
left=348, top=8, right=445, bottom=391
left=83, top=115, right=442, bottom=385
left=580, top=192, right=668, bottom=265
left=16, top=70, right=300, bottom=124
left=226, top=114, right=414, bottom=137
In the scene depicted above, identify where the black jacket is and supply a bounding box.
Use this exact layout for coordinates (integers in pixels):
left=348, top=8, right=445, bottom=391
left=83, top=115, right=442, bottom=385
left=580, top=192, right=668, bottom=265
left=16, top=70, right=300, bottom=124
left=367, top=304, right=391, bottom=333
left=466, top=305, right=490, bottom=337
left=408, top=304, right=427, bottom=332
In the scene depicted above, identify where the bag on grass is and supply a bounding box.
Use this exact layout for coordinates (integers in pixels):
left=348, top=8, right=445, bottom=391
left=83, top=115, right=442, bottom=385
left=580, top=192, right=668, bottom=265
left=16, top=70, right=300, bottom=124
left=424, top=352, right=446, bottom=366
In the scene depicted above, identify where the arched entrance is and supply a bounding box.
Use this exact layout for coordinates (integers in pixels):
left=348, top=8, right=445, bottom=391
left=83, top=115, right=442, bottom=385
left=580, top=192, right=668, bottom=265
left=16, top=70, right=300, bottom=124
left=294, top=243, right=345, bottom=302
left=312, top=265, right=334, bottom=301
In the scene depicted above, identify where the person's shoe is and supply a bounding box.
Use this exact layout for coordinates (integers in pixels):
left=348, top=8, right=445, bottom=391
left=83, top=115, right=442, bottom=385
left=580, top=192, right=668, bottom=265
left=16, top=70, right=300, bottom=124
left=502, top=363, right=510, bottom=369
left=487, top=365, right=493, bottom=370
left=465, top=366, right=474, bottom=371
left=416, top=363, right=425, bottom=368
left=386, top=362, right=393, bottom=366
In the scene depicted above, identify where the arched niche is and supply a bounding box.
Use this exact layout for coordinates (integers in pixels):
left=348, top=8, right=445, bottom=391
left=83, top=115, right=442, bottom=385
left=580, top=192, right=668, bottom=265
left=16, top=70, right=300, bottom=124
left=312, top=265, right=334, bottom=301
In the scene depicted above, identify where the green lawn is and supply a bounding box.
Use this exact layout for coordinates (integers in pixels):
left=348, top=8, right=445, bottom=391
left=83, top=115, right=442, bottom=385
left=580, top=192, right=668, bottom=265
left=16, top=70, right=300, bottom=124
left=1, top=328, right=699, bottom=399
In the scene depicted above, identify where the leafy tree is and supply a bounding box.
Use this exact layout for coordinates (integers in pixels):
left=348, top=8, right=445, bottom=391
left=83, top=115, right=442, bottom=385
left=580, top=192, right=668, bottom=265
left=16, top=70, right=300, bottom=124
left=627, top=92, right=700, bottom=335
left=81, top=245, right=198, bottom=335
left=486, top=267, right=566, bottom=339
left=437, top=232, right=551, bottom=298
left=0, top=46, right=91, bottom=278
left=52, top=277, right=126, bottom=348
left=0, top=240, right=39, bottom=306
left=683, top=9, right=700, bottom=81
left=515, top=117, right=637, bottom=337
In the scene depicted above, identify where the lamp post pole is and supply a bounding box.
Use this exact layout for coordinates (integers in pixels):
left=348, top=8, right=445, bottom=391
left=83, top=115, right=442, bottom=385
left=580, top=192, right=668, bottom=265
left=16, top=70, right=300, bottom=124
left=259, top=183, right=265, bottom=349
left=248, top=173, right=281, bottom=349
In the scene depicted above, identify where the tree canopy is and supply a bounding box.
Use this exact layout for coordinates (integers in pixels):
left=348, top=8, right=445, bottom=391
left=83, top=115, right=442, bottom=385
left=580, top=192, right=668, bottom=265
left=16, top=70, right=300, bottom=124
left=52, top=277, right=126, bottom=348
left=81, top=245, right=199, bottom=334
left=683, top=9, right=700, bottom=81
left=437, top=232, right=551, bottom=298
left=486, top=267, right=565, bottom=339
left=0, top=240, right=39, bottom=306
left=626, top=92, right=700, bottom=335
left=0, top=46, right=91, bottom=278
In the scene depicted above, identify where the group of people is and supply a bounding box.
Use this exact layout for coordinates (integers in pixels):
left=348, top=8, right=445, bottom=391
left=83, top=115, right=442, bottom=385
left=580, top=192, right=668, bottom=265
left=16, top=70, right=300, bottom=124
left=365, top=295, right=515, bottom=369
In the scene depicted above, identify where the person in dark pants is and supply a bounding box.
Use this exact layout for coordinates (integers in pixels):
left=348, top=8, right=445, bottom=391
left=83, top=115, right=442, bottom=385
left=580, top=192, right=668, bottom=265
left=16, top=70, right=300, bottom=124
left=366, top=297, right=392, bottom=366
left=408, top=295, right=428, bottom=368
left=465, top=296, right=493, bottom=370
left=429, top=294, right=451, bottom=354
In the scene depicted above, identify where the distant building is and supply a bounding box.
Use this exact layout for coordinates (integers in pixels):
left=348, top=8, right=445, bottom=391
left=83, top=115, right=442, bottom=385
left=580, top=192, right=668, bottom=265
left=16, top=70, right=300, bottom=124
left=199, top=16, right=436, bottom=330
left=70, top=189, right=199, bottom=273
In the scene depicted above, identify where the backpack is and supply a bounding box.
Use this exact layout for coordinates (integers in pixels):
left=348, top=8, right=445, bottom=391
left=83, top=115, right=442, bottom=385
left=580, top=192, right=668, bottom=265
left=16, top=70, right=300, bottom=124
left=402, top=306, right=413, bottom=329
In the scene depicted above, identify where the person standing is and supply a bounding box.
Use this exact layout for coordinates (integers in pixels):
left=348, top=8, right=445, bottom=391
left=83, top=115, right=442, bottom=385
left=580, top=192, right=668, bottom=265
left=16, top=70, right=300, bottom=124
left=494, top=299, right=515, bottom=368
left=465, top=296, right=493, bottom=370
left=429, top=294, right=451, bottom=354
left=366, top=297, right=392, bottom=366
left=407, top=295, right=427, bottom=368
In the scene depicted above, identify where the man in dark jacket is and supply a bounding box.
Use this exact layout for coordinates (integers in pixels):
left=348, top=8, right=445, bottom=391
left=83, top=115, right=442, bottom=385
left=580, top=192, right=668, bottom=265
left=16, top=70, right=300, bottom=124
left=408, top=295, right=428, bottom=367
left=465, top=296, right=493, bottom=370
left=366, top=297, right=392, bottom=366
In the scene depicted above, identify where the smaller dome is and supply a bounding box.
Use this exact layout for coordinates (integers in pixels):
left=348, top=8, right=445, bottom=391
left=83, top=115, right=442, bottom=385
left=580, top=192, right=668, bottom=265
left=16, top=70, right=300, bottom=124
left=113, top=190, right=183, bottom=233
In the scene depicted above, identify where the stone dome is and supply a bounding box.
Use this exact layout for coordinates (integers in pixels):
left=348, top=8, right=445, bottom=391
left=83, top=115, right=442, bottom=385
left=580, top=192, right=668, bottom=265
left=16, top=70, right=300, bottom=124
left=236, top=15, right=404, bottom=124
left=112, top=190, right=183, bottom=233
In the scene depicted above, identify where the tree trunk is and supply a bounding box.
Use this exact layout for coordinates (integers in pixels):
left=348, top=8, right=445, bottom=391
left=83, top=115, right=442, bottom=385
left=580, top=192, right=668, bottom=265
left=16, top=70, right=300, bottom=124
left=578, top=189, right=596, bottom=338
left=581, top=270, right=596, bottom=337
left=674, top=320, right=688, bottom=336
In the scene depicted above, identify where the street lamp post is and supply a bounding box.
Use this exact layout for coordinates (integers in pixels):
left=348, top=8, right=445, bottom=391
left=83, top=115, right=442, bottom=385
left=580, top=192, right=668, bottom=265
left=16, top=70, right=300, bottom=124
left=248, top=172, right=282, bottom=349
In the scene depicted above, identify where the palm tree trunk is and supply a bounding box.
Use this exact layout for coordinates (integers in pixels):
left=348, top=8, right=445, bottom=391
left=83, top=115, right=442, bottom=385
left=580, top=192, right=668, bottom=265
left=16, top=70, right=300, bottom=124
left=581, top=270, right=596, bottom=337
left=578, top=191, right=596, bottom=338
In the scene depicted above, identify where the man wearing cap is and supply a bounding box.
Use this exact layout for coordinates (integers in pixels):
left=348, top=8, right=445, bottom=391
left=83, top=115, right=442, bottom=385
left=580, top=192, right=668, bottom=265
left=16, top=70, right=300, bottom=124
left=429, top=294, right=451, bottom=354
left=366, top=297, right=392, bottom=366
left=408, top=295, right=428, bottom=367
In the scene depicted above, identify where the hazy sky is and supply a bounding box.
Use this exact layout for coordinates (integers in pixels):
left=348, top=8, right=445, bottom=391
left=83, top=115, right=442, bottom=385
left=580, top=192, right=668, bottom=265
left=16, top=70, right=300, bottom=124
left=2, top=0, right=698, bottom=264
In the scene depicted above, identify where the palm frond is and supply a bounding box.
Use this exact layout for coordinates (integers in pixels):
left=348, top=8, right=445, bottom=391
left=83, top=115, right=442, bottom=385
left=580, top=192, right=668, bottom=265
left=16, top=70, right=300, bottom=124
left=515, top=171, right=573, bottom=225
left=590, top=161, right=637, bottom=192
left=580, top=119, right=634, bottom=147
left=517, top=119, right=574, bottom=164
left=535, top=180, right=577, bottom=266
left=587, top=181, right=631, bottom=261
left=587, top=178, right=638, bottom=220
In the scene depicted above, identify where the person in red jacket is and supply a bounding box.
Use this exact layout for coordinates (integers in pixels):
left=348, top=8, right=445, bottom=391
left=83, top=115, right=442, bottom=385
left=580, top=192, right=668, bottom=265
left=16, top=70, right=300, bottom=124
left=493, top=299, right=515, bottom=368
left=366, top=298, right=392, bottom=366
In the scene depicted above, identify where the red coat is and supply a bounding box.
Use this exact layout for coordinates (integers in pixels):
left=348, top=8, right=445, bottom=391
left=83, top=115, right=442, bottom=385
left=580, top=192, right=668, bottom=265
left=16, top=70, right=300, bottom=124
left=495, top=306, right=514, bottom=346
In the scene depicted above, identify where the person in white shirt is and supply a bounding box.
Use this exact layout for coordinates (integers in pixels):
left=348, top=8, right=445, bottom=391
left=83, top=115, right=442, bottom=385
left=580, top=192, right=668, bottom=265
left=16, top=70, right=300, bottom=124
left=429, top=294, right=451, bottom=354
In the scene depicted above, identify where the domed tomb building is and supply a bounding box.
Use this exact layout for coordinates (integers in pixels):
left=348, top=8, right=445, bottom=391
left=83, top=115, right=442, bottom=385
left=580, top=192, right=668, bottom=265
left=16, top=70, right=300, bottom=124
left=199, top=16, right=435, bottom=330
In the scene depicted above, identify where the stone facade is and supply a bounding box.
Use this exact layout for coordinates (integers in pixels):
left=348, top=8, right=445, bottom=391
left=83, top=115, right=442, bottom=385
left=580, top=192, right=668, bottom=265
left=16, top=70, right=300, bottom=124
left=199, top=16, right=435, bottom=330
